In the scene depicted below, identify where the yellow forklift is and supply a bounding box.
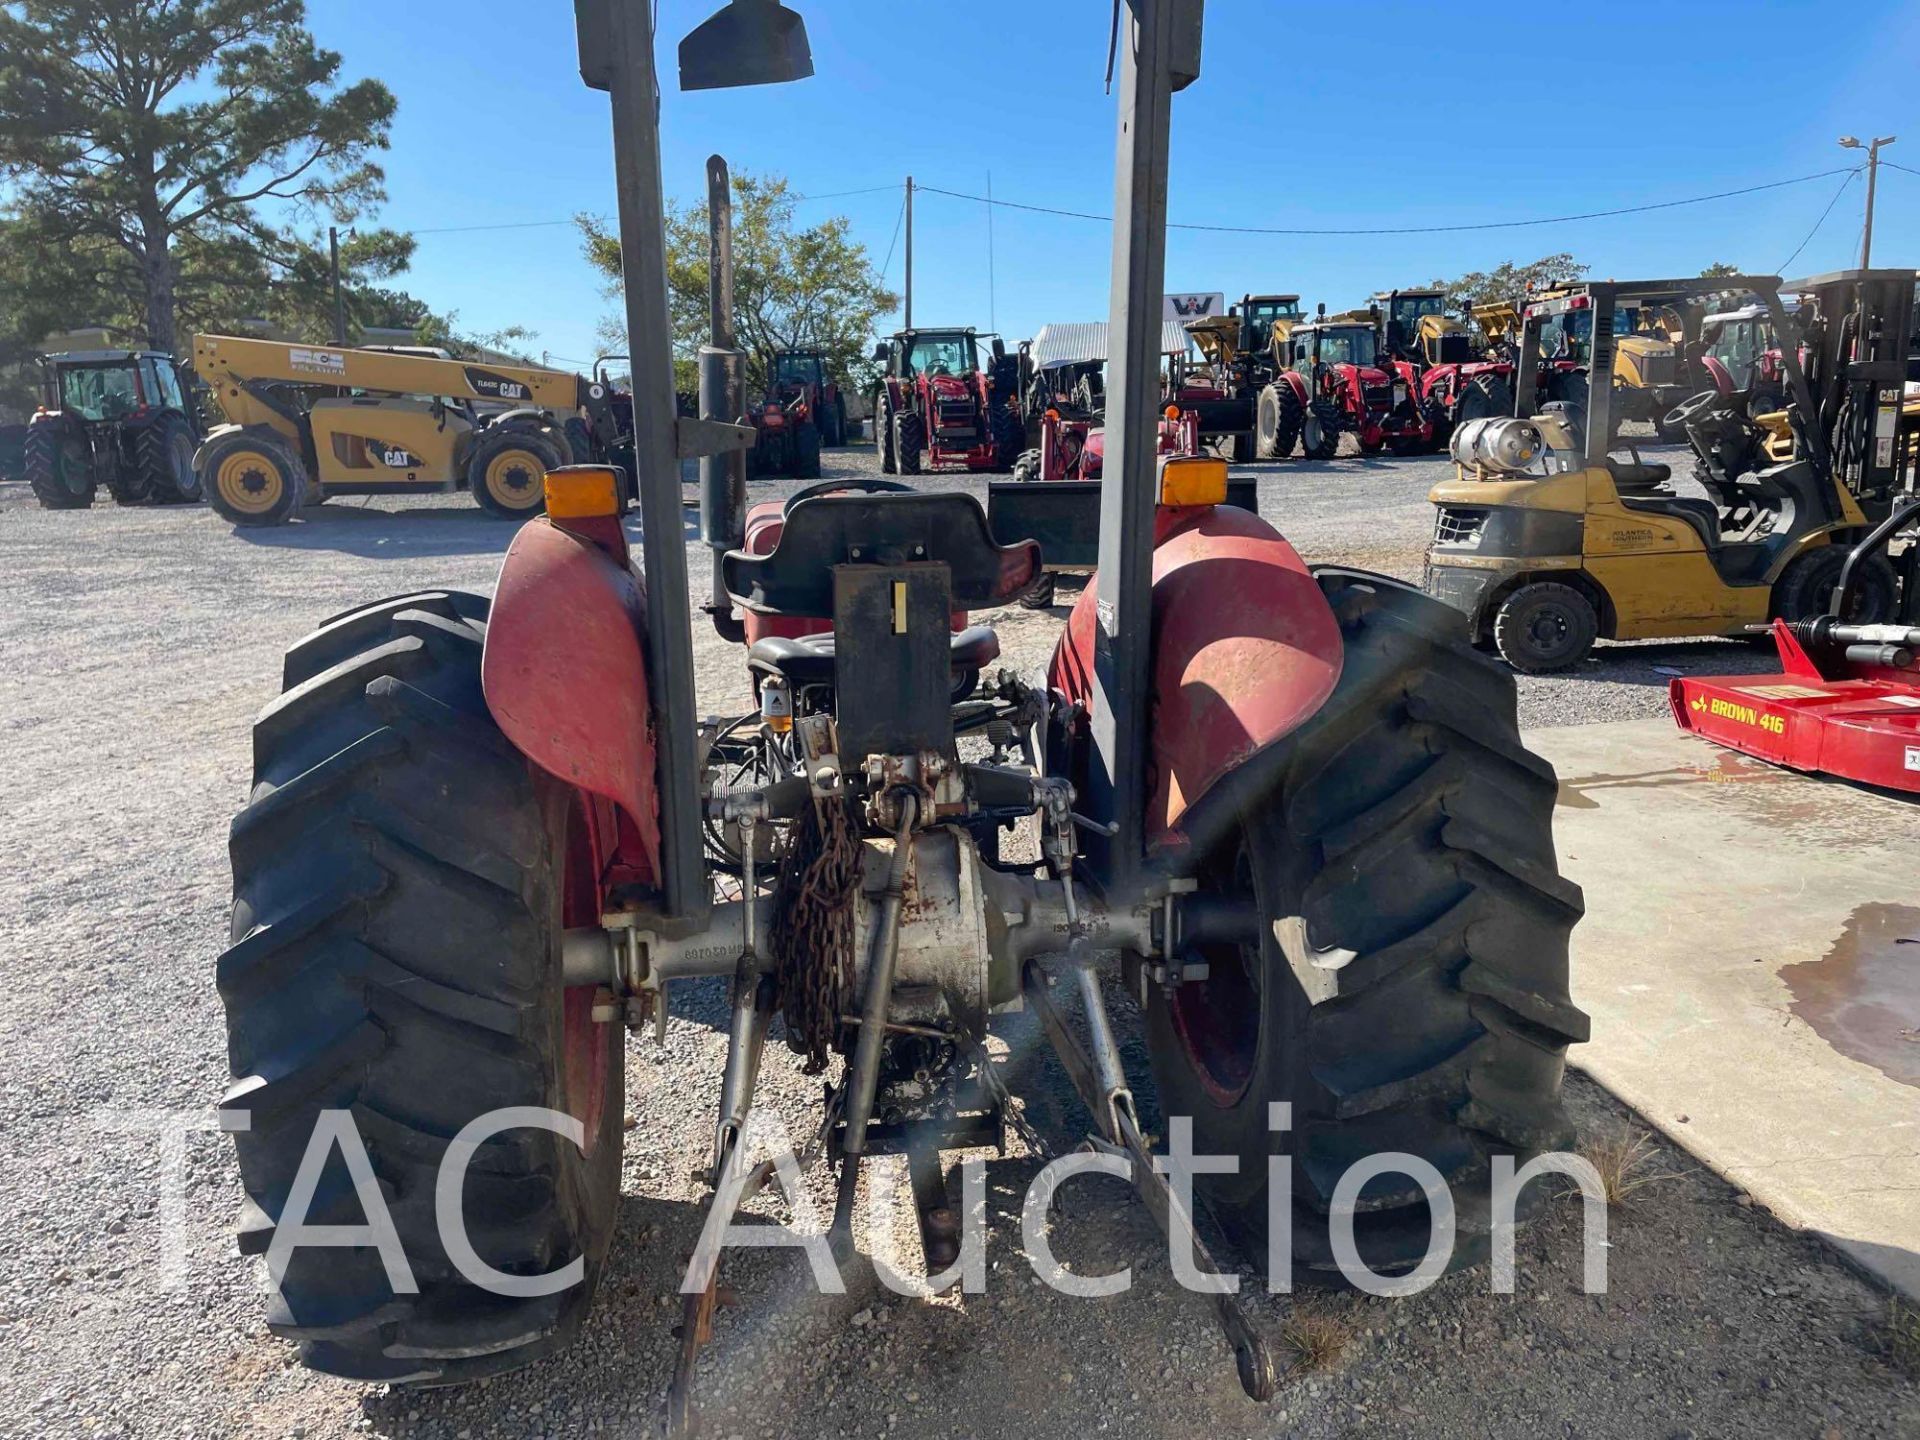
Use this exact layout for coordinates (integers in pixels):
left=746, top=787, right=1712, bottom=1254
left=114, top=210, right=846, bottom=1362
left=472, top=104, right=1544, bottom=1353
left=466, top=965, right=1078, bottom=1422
left=189, top=334, right=631, bottom=525
left=1424, top=270, right=1913, bottom=671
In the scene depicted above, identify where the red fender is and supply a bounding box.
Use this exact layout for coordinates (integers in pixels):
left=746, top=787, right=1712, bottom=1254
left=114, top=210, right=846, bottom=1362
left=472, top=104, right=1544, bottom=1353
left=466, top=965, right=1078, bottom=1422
left=1274, top=370, right=1311, bottom=406
left=1700, top=354, right=1734, bottom=396
left=481, top=518, right=662, bottom=884
left=1048, top=505, right=1344, bottom=855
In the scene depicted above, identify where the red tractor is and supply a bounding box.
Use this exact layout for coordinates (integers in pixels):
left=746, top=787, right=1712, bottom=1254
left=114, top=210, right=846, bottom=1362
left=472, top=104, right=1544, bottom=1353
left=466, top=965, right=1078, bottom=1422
left=1372, top=288, right=1516, bottom=450
left=746, top=348, right=848, bottom=479
left=872, top=327, right=1025, bottom=474
left=208, top=5, right=1586, bottom=1434
left=1257, top=315, right=1430, bottom=458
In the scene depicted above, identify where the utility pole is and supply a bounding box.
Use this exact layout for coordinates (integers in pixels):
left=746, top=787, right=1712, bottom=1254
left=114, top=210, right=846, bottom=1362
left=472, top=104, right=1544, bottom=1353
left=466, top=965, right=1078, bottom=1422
left=904, top=176, right=915, bottom=329
left=1839, top=134, right=1897, bottom=267
left=328, top=226, right=346, bottom=345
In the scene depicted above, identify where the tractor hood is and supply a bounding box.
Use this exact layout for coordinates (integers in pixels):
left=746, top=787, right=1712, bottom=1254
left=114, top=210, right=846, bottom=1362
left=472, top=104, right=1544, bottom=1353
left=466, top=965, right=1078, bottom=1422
left=926, top=372, right=975, bottom=402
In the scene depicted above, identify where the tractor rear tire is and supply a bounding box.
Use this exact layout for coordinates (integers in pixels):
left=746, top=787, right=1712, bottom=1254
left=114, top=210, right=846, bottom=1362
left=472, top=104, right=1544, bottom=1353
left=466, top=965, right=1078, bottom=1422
left=990, top=405, right=1026, bottom=473
left=562, top=416, right=596, bottom=466
left=1256, top=383, right=1303, bottom=461
left=876, top=399, right=897, bottom=474
left=1018, top=572, right=1058, bottom=610
left=895, top=411, right=924, bottom=476
left=137, top=413, right=202, bottom=503
left=104, top=435, right=156, bottom=506
left=1011, top=448, right=1042, bottom=484
left=1770, top=544, right=1898, bottom=625
left=1301, top=401, right=1341, bottom=460
left=25, top=419, right=96, bottom=510
left=1493, top=581, right=1599, bottom=673
left=1456, top=373, right=1513, bottom=428
left=218, top=591, right=625, bottom=1384
left=470, top=429, right=561, bottom=520
left=205, top=431, right=307, bottom=526
left=792, top=421, right=823, bottom=480
left=1144, top=568, right=1586, bottom=1286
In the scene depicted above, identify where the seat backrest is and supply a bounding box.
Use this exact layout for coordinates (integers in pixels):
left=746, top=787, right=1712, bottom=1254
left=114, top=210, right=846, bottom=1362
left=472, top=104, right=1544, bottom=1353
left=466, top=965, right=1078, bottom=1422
left=723, top=492, right=1041, bottom=616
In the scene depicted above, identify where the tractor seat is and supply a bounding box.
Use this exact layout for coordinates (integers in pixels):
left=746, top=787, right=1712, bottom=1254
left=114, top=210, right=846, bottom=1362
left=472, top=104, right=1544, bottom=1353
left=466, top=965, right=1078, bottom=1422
left=748, top=625, right=1000, bottom=689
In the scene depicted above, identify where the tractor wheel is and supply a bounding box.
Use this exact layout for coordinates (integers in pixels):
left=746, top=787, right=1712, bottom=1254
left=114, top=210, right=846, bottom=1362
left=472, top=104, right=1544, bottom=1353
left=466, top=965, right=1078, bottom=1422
left=990, top=405, right=1026, bottom=473
left=1493, top=581, right=1599, bottom=673
left=1770, top=544, right=1898, bottom=626
left=1011, top=447, right=1042, bottom=484
left=205, top=431, right=307, bottom=527
left=218, top=591, right=624, bottom=1384
left=562, top=416, right=597, bottom=466
left=103, top=432, right=156, bottom=506
left=1301, top=401, right=1340, bottom=461
left=1018, top=571, right=1058, bottom=610
left=1145, top=568, right=1585, bottom=1285
left=469, top=429, right=561, bottom=519
left=876, top=398, right=897, bottom=474
left=136, top=413, right=202, bottom=503
left=792, top=420, right=823, bottom=480
left=1455, top=374, right=1513, bottom=429
left=1256, top=384, right=1302, bottom=461
left=24, top=418, right=96, bottom=510
left=894, top=411, right=925, bottom=476
left=822, top=396, right=847, bottom=448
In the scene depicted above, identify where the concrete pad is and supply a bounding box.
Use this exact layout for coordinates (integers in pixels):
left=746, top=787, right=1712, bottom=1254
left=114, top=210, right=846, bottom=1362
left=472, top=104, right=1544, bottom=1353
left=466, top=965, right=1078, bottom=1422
left=1525, top=717, right=1920, bottom=1299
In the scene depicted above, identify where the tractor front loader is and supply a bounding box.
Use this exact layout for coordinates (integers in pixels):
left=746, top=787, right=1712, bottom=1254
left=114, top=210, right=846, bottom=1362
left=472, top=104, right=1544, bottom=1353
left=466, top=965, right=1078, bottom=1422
left=189, top=336, right=632, bottom=525
left=1261, top=312, right=1429, bottom=459
left=1373, top=288, right=1516, bottom=450
left=212, top=2, right=1587, bottom=1431
left=24, top=350, right=201, bottom=510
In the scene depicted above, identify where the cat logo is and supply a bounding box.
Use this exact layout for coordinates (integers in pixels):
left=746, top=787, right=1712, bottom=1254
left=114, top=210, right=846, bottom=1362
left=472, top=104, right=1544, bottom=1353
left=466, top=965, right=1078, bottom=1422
left=378, top=444, right=420, bottom=469
left=464, top=366, right=531, bottom=402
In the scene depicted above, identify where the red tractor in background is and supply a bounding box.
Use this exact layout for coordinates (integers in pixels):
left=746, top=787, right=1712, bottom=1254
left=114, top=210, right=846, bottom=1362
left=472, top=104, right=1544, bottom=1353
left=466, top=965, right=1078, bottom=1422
left=872, top=327, right=1024, bottom=474
left=1257, top=313, right=1430, bottom=458
left=746, top=349, right=851, bottom=479
left=1372, top=288, right=1516, bottom=450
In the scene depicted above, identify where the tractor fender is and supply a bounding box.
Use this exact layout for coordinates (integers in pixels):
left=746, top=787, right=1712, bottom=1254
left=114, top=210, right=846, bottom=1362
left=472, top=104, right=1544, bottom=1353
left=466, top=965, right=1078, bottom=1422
left=481, top=517, right=663, bottom=878
left=1699, top=354, right=1734, bottom=396
left=1272, top=370, right=1311, bottom=407
left=1047, top=505, right=1344, bottom=864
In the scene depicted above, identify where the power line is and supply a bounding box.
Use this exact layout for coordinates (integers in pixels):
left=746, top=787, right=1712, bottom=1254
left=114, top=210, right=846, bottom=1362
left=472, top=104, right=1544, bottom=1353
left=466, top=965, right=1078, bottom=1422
left=791, top=183, right=901, bottom=201
left=879, top=191, right=907, bottom=282
left=1881, top=160, right=1920, bottom=178
left=918, top=166, right=1861, bottom=236
left=1778, top=169, right=1860, bottom=272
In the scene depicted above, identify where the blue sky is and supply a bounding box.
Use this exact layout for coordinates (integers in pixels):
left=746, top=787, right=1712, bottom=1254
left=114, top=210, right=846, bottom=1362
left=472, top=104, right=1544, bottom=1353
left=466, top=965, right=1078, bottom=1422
left=307, top=0, right=1920, bottom=367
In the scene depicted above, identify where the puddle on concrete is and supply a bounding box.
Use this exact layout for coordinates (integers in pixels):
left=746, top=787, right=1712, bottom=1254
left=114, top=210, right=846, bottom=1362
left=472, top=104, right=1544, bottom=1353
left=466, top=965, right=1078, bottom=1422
left=1556, top=751, right=1777, bottom=809
left=1780, top=904, right=1920, bottom=1087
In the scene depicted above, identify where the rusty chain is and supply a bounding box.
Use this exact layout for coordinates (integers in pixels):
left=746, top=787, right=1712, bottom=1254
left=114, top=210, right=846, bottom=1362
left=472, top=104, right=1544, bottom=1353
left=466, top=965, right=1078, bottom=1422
left=767, top=792, right=864, bottom=1073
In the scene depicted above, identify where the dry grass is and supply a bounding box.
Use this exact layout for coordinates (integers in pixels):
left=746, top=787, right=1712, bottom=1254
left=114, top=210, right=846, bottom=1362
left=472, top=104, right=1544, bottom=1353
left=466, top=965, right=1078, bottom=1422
left=1573, top=1125, right=1681, bottom=1207
left=1884, top=1297, right=1920, bottom=1377
left=1280, top=1299, right=1354, bottom=1373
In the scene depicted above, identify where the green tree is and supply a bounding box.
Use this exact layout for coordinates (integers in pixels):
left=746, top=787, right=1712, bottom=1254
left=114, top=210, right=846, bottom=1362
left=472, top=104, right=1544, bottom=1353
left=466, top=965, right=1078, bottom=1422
left=0, top=0, right=396, bottom=354
left=1699, top=261, right=1741, bottom=278
left=1429, top=253, right=1589, bottom=329
left=579, top=169, right=897, bottom=395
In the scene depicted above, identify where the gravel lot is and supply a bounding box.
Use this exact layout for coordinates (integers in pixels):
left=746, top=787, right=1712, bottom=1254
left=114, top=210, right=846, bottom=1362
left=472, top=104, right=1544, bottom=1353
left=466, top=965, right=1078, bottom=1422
left=2, top=445, right=1913, bottom=1440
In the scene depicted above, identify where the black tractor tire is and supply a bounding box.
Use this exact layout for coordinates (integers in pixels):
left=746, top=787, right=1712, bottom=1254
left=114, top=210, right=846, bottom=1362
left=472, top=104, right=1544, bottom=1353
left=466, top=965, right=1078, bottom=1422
left=1011, top=447, right=1042, bottom=484
left=204, top=430, right=307, bottom=527
left=562, top=416, right=596, bottom=466
left=136, top=412, right=202, bottom=503
left=792, top=420, right=823, bottom=480
left=1224, top=431, right=1255, bottom=464
left=876, top=398, right=897, bottom=474
left=824, top=396, right=848, bottom=448
left=1454, top=374, right=1513, bottom=429
left=24, top=418, right=96, bottom=510
left=894, top=411, right=925, bottom=476
left=469, top=428, right=562, bottom=520
left=1301, top=400, right=1341, bottom=460
left=1493, top=581, right=1599, bottom=673
left=1018, top=571, right=1058, bottom=610
left=1256, top=384, right=1303, bottom=461
left=990, top=405, right=1026, bottom=473
left=1144, top=569, right=1586, bottom=1285
left=218, top=591, right=625, bottom=1384
left=1770, top=543, right=1899, bottom=625
left=103, top=432, right=156, bottom=506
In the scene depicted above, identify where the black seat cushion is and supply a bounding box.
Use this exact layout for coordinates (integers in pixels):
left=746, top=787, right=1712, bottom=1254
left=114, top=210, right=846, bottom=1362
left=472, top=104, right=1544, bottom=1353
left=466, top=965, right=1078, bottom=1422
left=748, top=625, right=1000, bottom=686
left=1606, top=457, right=1673, bottom=491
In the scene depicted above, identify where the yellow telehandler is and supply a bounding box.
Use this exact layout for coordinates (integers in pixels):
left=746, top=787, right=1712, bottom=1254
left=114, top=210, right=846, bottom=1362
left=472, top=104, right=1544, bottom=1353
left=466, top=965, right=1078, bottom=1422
left=190, top=334, right=631, bottom=525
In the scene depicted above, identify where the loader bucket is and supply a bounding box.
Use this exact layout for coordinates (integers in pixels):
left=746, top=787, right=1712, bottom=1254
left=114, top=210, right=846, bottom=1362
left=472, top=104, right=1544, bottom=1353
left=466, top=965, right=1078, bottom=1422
left=679, top=0, right=813, bottom=90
